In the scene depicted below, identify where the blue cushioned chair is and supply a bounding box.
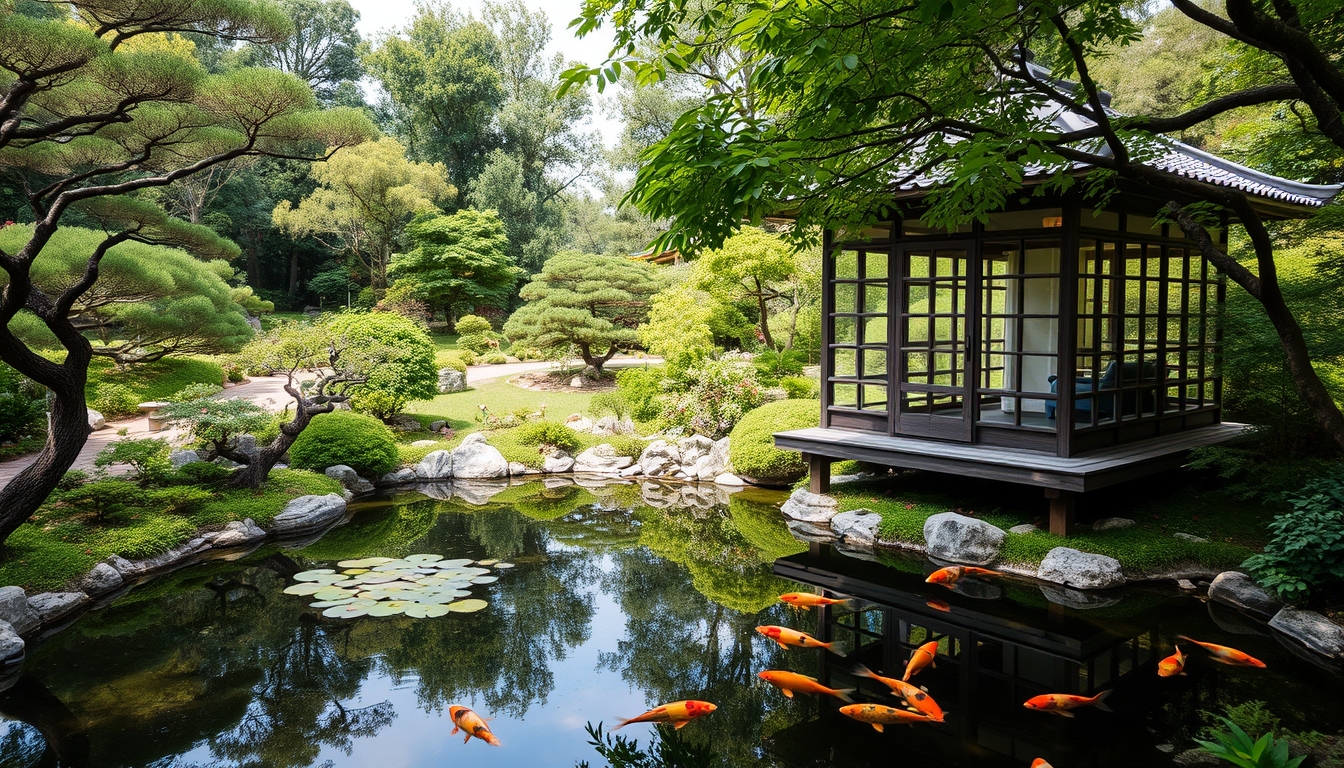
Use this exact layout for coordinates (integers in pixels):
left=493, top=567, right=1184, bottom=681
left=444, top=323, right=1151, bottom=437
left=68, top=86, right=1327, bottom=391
left=1045, top=361, right=1159, bottom=421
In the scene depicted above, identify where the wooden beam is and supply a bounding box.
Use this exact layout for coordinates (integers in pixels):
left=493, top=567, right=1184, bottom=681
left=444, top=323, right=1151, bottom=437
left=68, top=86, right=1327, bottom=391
left=807, top=453, right=832, bottom=494
left=1045, top=489, right=1076, bottom=536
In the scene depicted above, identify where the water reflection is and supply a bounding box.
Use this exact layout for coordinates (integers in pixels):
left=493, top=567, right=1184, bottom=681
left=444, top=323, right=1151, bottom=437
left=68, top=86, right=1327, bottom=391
left=0, top=480, right=1339, bottom=768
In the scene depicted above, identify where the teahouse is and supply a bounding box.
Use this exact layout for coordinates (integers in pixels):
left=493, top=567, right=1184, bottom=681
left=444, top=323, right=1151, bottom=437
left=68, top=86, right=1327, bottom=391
left=775, top=110, right=1340, bottom=535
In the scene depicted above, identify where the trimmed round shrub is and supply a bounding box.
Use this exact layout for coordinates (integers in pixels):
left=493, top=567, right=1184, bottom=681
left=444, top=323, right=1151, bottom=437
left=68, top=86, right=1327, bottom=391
left=728, top=399, right=820, bottom=484
left=289, top=411, right=398, bottom=478
left=349, top=388, right=407, bottom=421
left=92, top=382, right=140, bottom=417
left=435, top=351, right=468, bottom=372
left=515, top=421, right=583, bottom=453
left=456, top=332, right=498, bottom=355
left=779, top=376, right=820, bottom=399
left=481, top=352, right=507, bottom=365
left=454, top=314, right=494, bottom=336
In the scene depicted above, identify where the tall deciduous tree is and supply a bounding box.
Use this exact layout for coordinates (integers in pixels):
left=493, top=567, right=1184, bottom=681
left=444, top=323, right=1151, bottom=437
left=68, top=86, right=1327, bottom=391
left=692, top=227, right=819, bottom=352
left=271, top=136, right=452, bottom=289
left=504, top=252, right=662, bottom=373
left=0, top=0, right=374, bottom=543
left=235, top=0, right=364, bottom=103
left=567, top=0, right=1344, bottom=451
left=390, top=207, right=522, bottom=329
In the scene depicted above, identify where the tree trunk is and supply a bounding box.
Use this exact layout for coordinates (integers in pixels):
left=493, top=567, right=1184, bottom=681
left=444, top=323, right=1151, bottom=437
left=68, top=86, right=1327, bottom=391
left=577, top=343, right=620, bottom=375
left=754, top=277, right=775, bottom=349
left=444, top=306, right=456, bottom=333
left=0, top=381, right=90, bottom=544
left=287, top=249, right=301, bottom=296
left=246, top=245, right=262, bottom=289
left=230, top=399, right=332, bottom=489
left=1261, top=282, right=1344, bottom=451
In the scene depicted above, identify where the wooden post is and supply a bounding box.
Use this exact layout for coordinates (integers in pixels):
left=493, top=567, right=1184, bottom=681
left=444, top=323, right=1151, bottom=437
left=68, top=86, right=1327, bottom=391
left=807, top=453, right=831, bottom=494
left=1045, top=489, right=1075, bottom=536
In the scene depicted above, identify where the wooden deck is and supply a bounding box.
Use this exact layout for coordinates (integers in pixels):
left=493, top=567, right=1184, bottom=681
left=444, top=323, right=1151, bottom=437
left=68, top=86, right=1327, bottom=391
left=774, top=422, right=1247, bottom=493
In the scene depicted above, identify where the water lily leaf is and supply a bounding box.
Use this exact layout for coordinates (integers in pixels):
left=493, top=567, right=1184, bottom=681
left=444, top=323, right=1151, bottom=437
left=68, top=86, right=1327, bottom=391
left=342, top=568, right=371, bottom=575
left=470, top=576, right=498, bottom=585
left=323, top=603, right=370, bottom=618
left=477, top=559, right=499, bottom=566
left=310, top=598, right=357, bottom=608
left=283, top=583, right=324, bottom=596
left=439, top=558, right=474, bottom=568
left=359, top=574, right=402, bottom=584
left=313, top=587, right=357, bottom=600
left=404, top=554, right=444, bottom=563
left=447, top=599, right=488, bottom=613
left=372, top=561, right=413, bottom=572
left=338, top=557, right=393, bottom=568
left=493, top=562, right=514, bottom=569
left=293, top=569, right=338, bottom=581
left=414, top=567, right=440, bottom=574
left=368, top=601, right=411, bottom=617
left=333, top=579, right=366, bottom=588
left=458, top=567, right=491, bottom=577
left=405, top=603, right=451, bottom=618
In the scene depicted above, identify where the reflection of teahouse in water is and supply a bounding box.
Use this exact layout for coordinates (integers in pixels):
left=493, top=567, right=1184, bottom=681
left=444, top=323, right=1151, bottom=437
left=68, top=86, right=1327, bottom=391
left=765, top=547, right=1175, bottom=767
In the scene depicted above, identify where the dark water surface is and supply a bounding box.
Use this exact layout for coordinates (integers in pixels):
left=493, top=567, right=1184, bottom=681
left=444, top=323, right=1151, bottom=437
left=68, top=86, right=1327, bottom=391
left=1, top=480, right=1341, bottom=767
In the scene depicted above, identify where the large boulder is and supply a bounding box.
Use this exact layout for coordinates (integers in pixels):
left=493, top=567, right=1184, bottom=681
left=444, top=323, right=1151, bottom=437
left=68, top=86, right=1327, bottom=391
left=0, top=622, right=21, bottom=662
left=170, top=449, right=201, bottom=468
left=211, top=518, right=267, bottom=548
left=1269, top=607, right=1344, bottom=661
left=271, top=494, right=347, bottom=536
left=543, top=452, right=575, bottom=474
left=692, top=437, right=732, bottom=481
left=831, top=509, right=882, bottom=550
left=676, top=435, right=715, bottom=468
left=1208, top=571, right=1282, bottom=620
left=573, top=444, right=634, bottom=473
left=1037, top=547, right=1125, bottom=590
left=923, top=512, right=1006, bottom=566
left=0, top=587, right=38, bottom=634
left=324, top=464, right=374, bottom=495
left=378, top=468, right=418, bottom=486
left=415, top=450, right=454, bottom=480
left=637, top=440, right=680, bottom=477
left=232, top=434, right=259, bottom=461
left=80, top=563, right=124, bottom=596
left=780, top=488, right=839, bottom=538
left=26, top=592, right=89, bottom=625
left=87, top=409, right=106, bottom=430
left=437, top=368, right=467, bottom=394
left=452, top=434, right=509, bottom=479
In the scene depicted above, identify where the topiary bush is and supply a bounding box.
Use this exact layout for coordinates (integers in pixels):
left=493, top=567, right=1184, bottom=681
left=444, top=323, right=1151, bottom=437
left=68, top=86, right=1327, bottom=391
left=435, top=350, right=468, bottom=372
left=514, top=421, right=583, bottom=453
left=349, top=388, right=407, bottom=421
left=615, top=365, right=669, bottom=423
left=481, top=352, right=507, bottom=365
left=288, top=410, right=398, bottom=478
left=323, top=311, right=438, bottom=406
left=728, top=399, right=819, bottom=484
left=457, top=332, right=498, bottom=355
left=1243, top=467, right=1344, bottom=603
left=454, top=314, right=494, bottom=336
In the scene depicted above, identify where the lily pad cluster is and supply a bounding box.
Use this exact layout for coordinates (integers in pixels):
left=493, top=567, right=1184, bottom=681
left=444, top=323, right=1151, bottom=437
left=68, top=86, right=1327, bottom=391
left=283, top=554, right=514, bottom=619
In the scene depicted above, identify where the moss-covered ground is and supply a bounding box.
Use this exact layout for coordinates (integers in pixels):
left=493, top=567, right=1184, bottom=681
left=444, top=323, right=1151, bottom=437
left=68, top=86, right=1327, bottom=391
left=85, top=356, right=225, bottom=405
left=829, top=469, right=1275, bottom=574
left=0, top=469, right=340, bottom=592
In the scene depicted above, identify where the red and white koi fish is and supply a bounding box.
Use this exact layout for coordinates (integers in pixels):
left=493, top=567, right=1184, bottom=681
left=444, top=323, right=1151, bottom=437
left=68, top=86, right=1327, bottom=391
left=1023, top=691, right=1113, bottom=717
left=1177, top=635, right=1266, bottom=668
left=614, top=700, right=717, bottom=731
left=449, top=705, right=500, bottom=746
left=755, top=625, right=847, bottom=656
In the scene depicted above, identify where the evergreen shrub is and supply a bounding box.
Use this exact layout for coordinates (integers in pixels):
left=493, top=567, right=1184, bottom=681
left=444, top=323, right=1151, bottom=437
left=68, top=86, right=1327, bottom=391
left=288, top=411, right=398, bottom=477
left=728, top=399, right=819, bottom=483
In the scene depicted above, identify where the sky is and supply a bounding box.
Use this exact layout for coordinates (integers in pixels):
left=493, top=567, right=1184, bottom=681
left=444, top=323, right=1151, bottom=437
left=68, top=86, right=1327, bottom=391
left=347, top=0, right=623, bottom=148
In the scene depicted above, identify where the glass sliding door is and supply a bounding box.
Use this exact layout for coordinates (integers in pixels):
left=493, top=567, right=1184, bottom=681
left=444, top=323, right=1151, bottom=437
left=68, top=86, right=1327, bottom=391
left=895, top=245, right=971, bottom=441
left=826, top=247, right=891, bottom=432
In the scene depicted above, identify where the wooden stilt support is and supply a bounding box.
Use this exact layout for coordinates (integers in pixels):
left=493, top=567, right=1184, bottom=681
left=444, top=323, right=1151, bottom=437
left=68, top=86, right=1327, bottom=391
left=1044, top=489, right=1075, bottom=536
left=806, top=453, right=832, bottom=494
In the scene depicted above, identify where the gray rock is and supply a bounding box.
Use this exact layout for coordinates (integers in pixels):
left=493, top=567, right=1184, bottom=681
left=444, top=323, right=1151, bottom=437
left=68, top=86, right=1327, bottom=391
left=87, top=409, right=106, bottom=430
left=0, top=620, right=22, bottom=661
left=1092, top=517, right=1135, bottom=531
left=1008, top=523, right=1038, bottom=535
left=1039, top=584, right=1121, bottom=610
left=104, top=556, right=136, bottom=577
left=378, top=468, right=418, bottom=486
left=923, top=512, right=1006, bottom=566
left=170, top=449, right=201, bottom=468
left=271, top=494, right=347, bottom=536
left=274, top=463, right=288, bottom=470
left=592, top=415, right=636, bottom=436
left=0, top=587, right=38, bottom=634
left=1037, top=547, right=1125, bottom=589
left=212, top=518, right=267, bottom=548
left=1177, top=579, right=1197, bottom=591
left=1174, top=532, right=1209, bottom=543
left=324, top=464, right=359, bottom=487
left=234, top=433, right=259, bottom=459
left=692, top=437, right=731, bottom=481
left=543, top=453, right=575, bottom=474
left=676, top=435, right=715, bottom=468
left=780, top=488, right=839, bottom=538
left=387, top=414, right=421, bottom=433
left=509, top=461, right=542, bottom=477
left=1269, top=607, right=1344, bottom=660
left=452, top=439, right=510, bottom=479
left=415, top=450, right=454, bottom=480
left=831, top=509, right=881, bottom=549
left=1174, top=748, right=1223, bottom=767
left=715, top=472, right=745, bottom=486
left=569, top=376, right=585, bottom=389
left=574, top=444, right=634, bottom=473
left=410, top=439, right=437, bottom=448
left=213, top=456, right=243, bottom=469
left=1208, top=571, right=1281, bottom=620
left=429, top=420, right=447, bottom=433
left=638, top=440, right=680, bottom=477
left=80, top=563, right=124, bottom=596
left=26, top=592, right=89, bottom=625
left=566, top=415, right=594, bottom=433
left=437, top=368, right=466, bottom=394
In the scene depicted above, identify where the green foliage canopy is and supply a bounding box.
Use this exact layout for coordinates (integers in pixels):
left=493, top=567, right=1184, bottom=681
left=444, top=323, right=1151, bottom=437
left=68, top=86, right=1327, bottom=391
left=322, top=310, right=438, bottom=405
left=391, top=208, right=522, bottom=322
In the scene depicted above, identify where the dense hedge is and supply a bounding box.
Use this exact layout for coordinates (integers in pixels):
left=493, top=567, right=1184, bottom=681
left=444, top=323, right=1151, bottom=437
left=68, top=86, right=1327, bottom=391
left=289, top=411, right=399, bottom=478
left=728, top=399, right=819, bottom=483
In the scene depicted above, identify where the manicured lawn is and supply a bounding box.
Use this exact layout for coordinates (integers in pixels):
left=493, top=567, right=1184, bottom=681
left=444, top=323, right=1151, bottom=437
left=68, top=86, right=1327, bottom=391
left=405, top=379, right=599, bottom=432
left=86, top=356, right=224, bottom=405
left=829, top=469, right=1274, bottom=574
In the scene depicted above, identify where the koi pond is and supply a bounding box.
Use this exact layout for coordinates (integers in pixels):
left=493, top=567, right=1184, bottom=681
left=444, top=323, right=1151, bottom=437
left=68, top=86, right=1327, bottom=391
left=1, top=480, right=1341, bottom=767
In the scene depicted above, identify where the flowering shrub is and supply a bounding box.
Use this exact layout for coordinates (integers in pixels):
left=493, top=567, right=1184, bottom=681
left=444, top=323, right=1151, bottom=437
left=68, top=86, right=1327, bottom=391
left=662, top=355, right=768, bottom=438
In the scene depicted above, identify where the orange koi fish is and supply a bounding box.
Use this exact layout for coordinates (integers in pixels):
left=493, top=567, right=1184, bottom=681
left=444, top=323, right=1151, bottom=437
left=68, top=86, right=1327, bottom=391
left=852, top=663, right=944, bottom=721
left=755, top=626, right=847, bottom=656
left=1031, top=760, right=1055, bottom=768
left=902, top=640, right=939, bottom=681
left=1158, top=645, right=1187, bottom=677
left=1177, top=635, right=1266, bottom=668
left=925, top=566, right=1000, bottom=587
left=757, top=670, right=855, bottom=702
left=448, top=705, right=500, bottom=746
left=613, top=700, right=717, bottom=731
left=1023, top=690, right=1113, bottom=717
left=926, top=599, right=952, bottom=613
left=778, top=592, right=851, bottom=609
left=839, top=703, right=937, bottom=732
